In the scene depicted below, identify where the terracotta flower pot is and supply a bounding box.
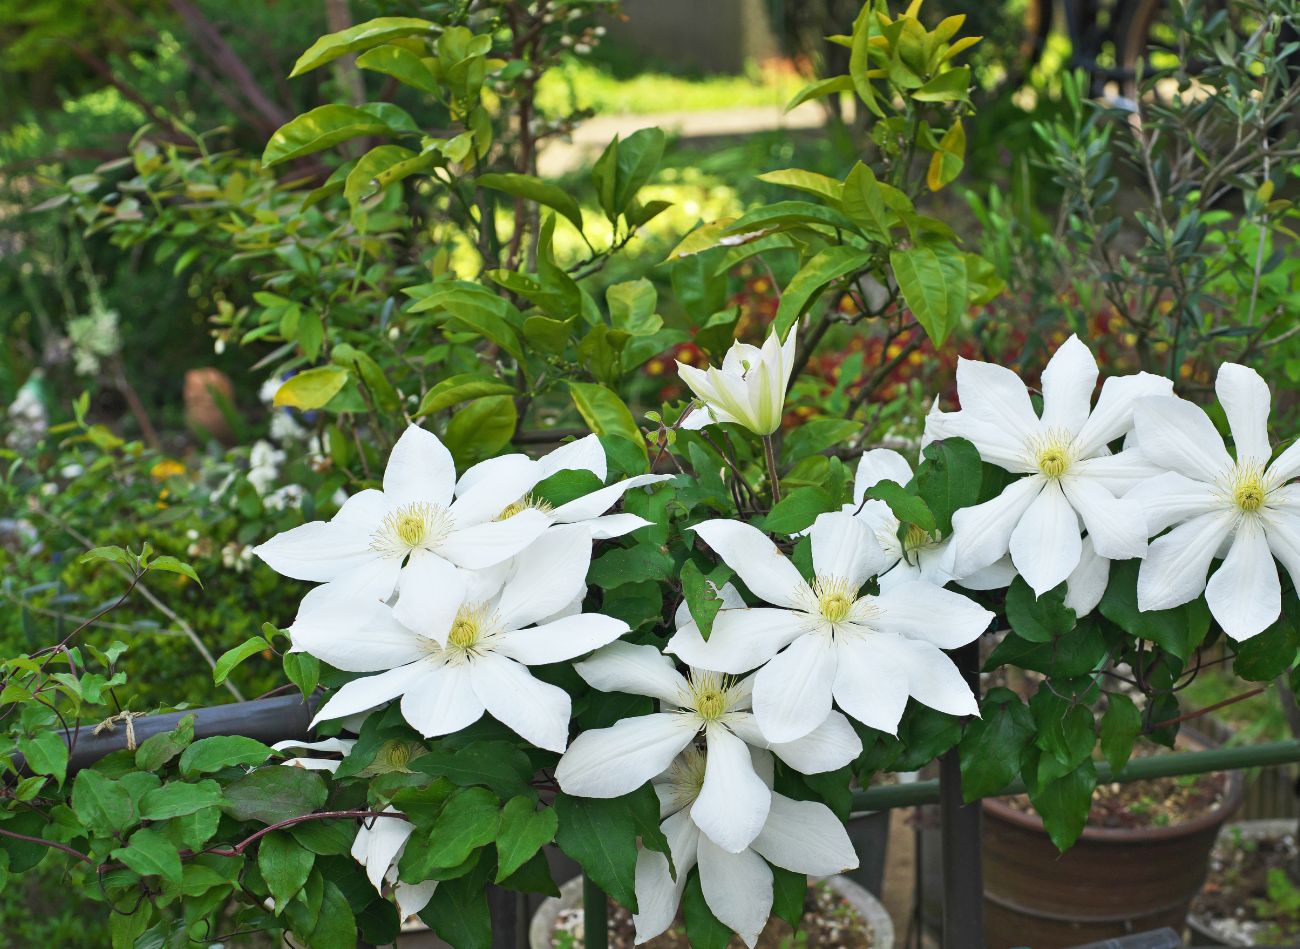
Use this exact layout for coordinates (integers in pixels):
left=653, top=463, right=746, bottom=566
left=982, top=738, right=1244, bottom=949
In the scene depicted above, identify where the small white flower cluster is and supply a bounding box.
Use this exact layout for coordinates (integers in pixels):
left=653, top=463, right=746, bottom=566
left=66, top=306, right=122, bottom=376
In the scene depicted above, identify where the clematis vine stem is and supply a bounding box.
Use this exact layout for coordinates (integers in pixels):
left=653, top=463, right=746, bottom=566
left=762, top=435, right=781, bottom=506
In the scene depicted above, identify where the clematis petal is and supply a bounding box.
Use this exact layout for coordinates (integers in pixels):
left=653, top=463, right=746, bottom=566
left=556, top=713, right=699, bottom=798
left=449, top=454, right=544, bottom=527
left=696, top=835, right=773, bottom=949
left=400, top=663, right=485, bottom=738
left=690, top=520, right=811, bottom=608
left=252, top=489, right=388, bottom=582
left=1064, top=536, right=1111, bottom=617
left=493, top=524, right=592, bottom=629
left=949, top=475, right=1045, bottom=578
left=1137, top=511, right=1235, bottom=612
left=1124, top=471, right=1221, bottom=536
left=395, top=880, right=437, bottom=920
left=955, top=356, right=1041, bottom=442
left=384, top=426, right=456, bottom=508
left=550, top=474, right=674, bottom=524
left=927, top=409, right=1037, bottom=473
left=871, top=580, right=993, bottom=649
left=1269, top=440, right=1300, bottom=484
left=955, top=555, right=1017, bottom=591
left=832, top=636, right=909, bottom=735
left=493, top=613, right=629, bottom=665
left=1133, top=396, right=1234, bottom=483
left=1071, top=372, right=1173, bottom=458
left=392, top=551, right=466, bottom=646
left=872, top=636, right=978, bottom=718
left=584, top=513, right=654, bottom=539
left=440, top=510, right=549, bottom=569
left=290, top=596, right=426, bottom=673
left=312, top=661, right=432, bottom=727
left=853, top=449, right=915, bottom=504
left=729, top=710, right=862, bottom=774
left=468, top=653, right=571, bottom=752
left=573, top=641, right=689, bottom=703
left=678, top=402, right=738, bottom=430
left=667, top=608, right=809, bottom=674
left=694, top=723, right=772, bottom=853
left=810, top=510, right=892, bottom=588
left=753, top=633, right=836, bottom=743
left=632, top=810, right=700, bottom=944
left=1039, top=335, right=1098, bottom=436
left=750, top=792, right=859, bottom=876
left=1263, top=509, right=1300, bottom=590
left=1205, top=519, right=1280, bottom=641
left=1068, top=449, right=1167, bottom=495
left=1009, top=479, right=1083, bottom=596
left=1216, top=363, right=1273, bottom=467
left=539, top=433, right=607, bottom=480
left=1060, top=477, right=1148, bottom=560
left=352, top=809, right=414, bottom=893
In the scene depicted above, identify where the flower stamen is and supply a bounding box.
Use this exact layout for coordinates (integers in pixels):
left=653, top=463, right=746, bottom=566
left=1027, top=428, right=1075, bottom=480
left=370, top=502, right=452, bottom=559
left=686, top=670, right=737, bottom=722
left=1228, top=462, right=1270, bottom=514
left=495, top=494, right=555, bottom=521
left=812, top=576, right=858, bottom=625
left=446, top=602, right=496, bottom=655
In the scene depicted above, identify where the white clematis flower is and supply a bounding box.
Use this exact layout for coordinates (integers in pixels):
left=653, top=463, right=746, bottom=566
left=925, top=335, right=1173, bottom=596
left=254, top=425, right=551, bottom=645
left=351, top=808, right=437, bottom=921
left=296, top=525, right=629, bottom=752
left=1128, top=363, right=1300, bottom=640
left=631, top=747, right=858, bottom=948
left=271, top=737, right=357, bottom=772
left=667, top=514, right=991, bottom=742
left=484, top=433, right=674, bottom=540
left=554, top=639, right=861, bottom=853
left=677, top=330, right=796, bottom=436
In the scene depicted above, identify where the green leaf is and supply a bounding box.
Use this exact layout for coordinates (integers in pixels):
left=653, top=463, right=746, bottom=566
left=763, top=487, right=837, bottom=534
left=782, top=419, right=861, bottom=465
left=554, top=786, right=669, bottom=912
left=959, top=688, right=1034, bottom=802
left=330, top=344, right=402, bottom=413
left=784, top=74, right=855, bottom=112
left=263, top=105, right=391, bottom=167
left=273, top=366, right=350, bottom=410
left=407, top=787, right=500, bottom=876
left=771, top=865, right=807, bottom=929
left=757, top=168, right=844, bottom=202
left=569, top=382, right=646, bottom=454
left=1099, top=560, right=1211, bottom=661
left=890, top=242, right=968, bottom=345
left=146, top=555, right=201, bottom=586
left=18, top=731, right=68, bottom=785
left=425, top=857, right=493, bottom=949
left=169, top=806, right=221, bottom=851
left=1005, top=578, right=1076, bottom=644
left=345, top=144, right=419, bottom=211
left=444, top=396, right=518, bottom=469
left=607, top=279, right=660, bottom=335
left=1100, top=693, right=1142, bottom=774
left=290, top=17, right=434, bottom=77
left=494, top=797, right=557, bottom=882
left=259, top=831, right=316, bottom=912
left=774, top=246, right=874, bottom=337
left=139, top=780, right=223, bottom=820
left=283, top=651, right=320, bottom=700
left=411, top=740, right=533, bottom=798
left=72, top=769, right=137, bottom=834
left=724, top=200, right=856, bottom=237
left=589, top=544, right=675, bottom=589
left=477, top=173, right=584, bottom=233
left=681, top=560, right=725, bottom=642
left=178, top=736, right=272, bottom=776
left=912, top=66, right=972, bottom=102
left=841, top=162, right=895, bottom=244
left=417, top=373, right=517, bottom=416
left=79, top=545, right=131, bottom=568
left=611, top=127, right=665, bottom=219
left=212, top=635, right=270, bottom=686
left=864, top=480, right=936, bottom=532
left=848, top=4, right=884, bottom=118
left=112, top=827, right=182, bottom=884
left=1028, top=760, right=1097, bottom=852
left=354, top=44, right=440, bottom=94
left=308, top=880, right=358, bottom=949
left=134, top=715, right=195, bottom=772
left=221, top=767, right=327, bottom=825
left=682, top=871, right=733, bottom=949
left=927, top=119, right=966, bottom=191
left=914, top=437, right=982, bottom=534
left=1234, top=613, right=1300, bottom=681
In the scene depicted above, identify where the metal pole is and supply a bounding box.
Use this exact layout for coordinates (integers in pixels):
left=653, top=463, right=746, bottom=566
left=939, top=640, right=983, bottom=949
left=583, top=874, right=608, bottom=949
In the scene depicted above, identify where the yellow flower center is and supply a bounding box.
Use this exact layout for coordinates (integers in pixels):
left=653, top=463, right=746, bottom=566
left=446, top=602, right=495, bottom=654
left=1028, top=428, right=1075, bottom=479
left=664, top=746, right=708, bottom=809
left=370, top=502, right=452, bottom=559
left=686, top=671, right=735, bottom=722
left=813, top=576, right=857, bottom=625
left=1230, top=463, right=1270, bottom=514
left=1038, top=446, right=1069, bottom=478
left=495, top=495, right=555, bottom=521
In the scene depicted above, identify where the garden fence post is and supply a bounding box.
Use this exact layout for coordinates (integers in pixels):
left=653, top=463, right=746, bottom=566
left=940, top=639, right=983, bottom=949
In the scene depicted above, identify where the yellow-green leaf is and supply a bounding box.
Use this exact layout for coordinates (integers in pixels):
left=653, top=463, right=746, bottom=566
left=263, top=105, right=389, bottom=167
left=355, top=44, right=440, bottom=94
left=290, top=17, right=434, bottom=77
left=273, top=367, right=349, bottom=410
left=757, top=169, right=844, bottom=203
left=927, top=119, right=965, bottom=192
left=569, top=382, right=645, bottom=454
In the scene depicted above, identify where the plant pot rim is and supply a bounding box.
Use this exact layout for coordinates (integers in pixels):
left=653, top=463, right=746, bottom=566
left=982, top=731, right=1245, bottom=844
left=528, top=873, right=895, bottom=949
